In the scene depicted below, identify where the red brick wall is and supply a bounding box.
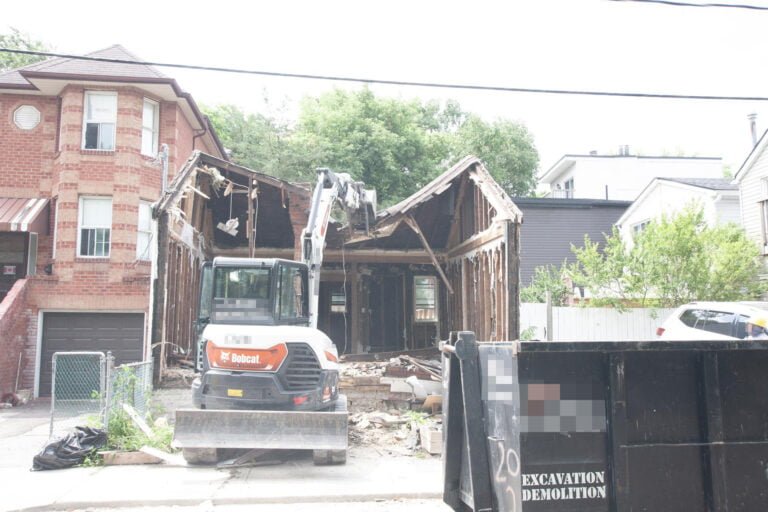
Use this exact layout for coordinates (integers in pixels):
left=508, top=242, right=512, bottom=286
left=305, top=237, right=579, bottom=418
left=0, top=279, right=31, bottom=395
left=0, top=95, right=58, bottom=197
left=0, top=80, right=224, bottom=395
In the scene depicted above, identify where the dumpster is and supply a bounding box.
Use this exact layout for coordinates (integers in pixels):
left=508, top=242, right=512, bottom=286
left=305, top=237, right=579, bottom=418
left=442, top=331, right=768, bottom=512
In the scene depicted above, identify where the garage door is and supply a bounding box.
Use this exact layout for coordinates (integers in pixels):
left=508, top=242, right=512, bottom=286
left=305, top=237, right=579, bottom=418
left=39, top=313, right=144, bottom=397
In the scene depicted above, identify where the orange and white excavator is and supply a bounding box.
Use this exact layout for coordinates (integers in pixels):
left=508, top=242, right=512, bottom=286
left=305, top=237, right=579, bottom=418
left=173, top=168, right=375, bottom=465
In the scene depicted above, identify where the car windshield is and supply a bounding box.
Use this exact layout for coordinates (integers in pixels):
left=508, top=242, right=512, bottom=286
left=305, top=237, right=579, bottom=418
left=211, top=267, right=273, bottom=324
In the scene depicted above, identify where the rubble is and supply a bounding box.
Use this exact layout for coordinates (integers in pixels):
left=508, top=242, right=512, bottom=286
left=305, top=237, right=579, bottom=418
left=340, top=353, right=443, bottom=455
left=348, top=409, right=442, bottom=456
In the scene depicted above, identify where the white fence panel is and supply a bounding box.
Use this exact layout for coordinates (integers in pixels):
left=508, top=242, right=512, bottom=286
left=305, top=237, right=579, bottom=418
left=520, top=303, right=676, bottom=341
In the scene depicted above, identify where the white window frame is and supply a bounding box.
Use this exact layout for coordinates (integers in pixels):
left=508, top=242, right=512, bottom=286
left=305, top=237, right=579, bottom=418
left=413, top=275, right=439, bottom=323
left=760, top=199, right=768, bottom=251
left=136, top=201, right=152, bottom=260
left=632, top=219, right=651, bottom=237
left=77, top=196, right=112, bottom=258
left=141, top=98, right=160, bottom=156
left=82, top=91, right=117, bottom=150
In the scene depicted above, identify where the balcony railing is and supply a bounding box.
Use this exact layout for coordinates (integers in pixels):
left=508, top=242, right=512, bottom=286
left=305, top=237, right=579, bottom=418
left=551, top=189, right=574, bottom=199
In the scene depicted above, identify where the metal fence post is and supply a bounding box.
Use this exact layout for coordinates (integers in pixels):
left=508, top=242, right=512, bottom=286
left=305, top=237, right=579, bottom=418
left=49, top=354, right=57, bottom=438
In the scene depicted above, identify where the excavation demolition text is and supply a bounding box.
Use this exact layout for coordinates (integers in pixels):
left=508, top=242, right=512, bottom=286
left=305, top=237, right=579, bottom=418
left=521, top=471, right=606, bottom=502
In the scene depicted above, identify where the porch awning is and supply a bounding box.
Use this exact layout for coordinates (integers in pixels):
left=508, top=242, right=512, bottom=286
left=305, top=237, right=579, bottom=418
left=0, top=197, right=50, bottom=234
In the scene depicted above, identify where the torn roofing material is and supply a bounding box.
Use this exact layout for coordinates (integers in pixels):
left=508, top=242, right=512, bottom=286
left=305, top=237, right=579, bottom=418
left=379, top=155, right=522, bottom=223
left=155, top=151, right=309, bottom=215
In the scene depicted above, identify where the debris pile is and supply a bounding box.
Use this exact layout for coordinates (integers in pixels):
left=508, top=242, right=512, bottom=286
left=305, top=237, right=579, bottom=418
left=348, top=409, right=442, bottom=456
left=340, top=353, right=444, bottom=455
left=340, top=355, right=443, bottom=413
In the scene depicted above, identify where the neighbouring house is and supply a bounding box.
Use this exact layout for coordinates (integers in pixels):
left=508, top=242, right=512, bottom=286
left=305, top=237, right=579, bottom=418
left=733, top=129, right=768, bottom=274
left=538, top=150, right=723, bottom=201
left=512, top=197, right=631, bottom=287
left=0, top=46, right=226, bottom=397
left=616, top=178, right=740, bottom=246
left=153, top=153, right=522, bottom=375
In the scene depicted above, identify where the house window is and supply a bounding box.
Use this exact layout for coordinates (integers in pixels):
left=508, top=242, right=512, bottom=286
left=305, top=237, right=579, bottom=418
left=761, top=200, right=768, bottom=246
left=141, top=98, right=159, bottom=156
left=13, top=105, right=41, bottom=130
left=78, top=197, right=112, bottom=257
left=82, top=91, right=117, bottom=150
left=632, top=220, right=651, bottom=237
left=331, top=292, right=347, bottom=313
left=414, top=275, right=438, bottom=322
left=136, top=202, right=152, bottom=260
left=564, top=178, right=574, bottom=198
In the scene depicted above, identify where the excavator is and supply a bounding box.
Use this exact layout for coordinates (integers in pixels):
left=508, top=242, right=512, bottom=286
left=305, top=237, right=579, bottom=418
left=173, top=168, right=375, bottom=465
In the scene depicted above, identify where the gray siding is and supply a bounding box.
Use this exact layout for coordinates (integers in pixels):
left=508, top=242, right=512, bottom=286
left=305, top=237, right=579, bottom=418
left=514, top=199, right=630, bottom=286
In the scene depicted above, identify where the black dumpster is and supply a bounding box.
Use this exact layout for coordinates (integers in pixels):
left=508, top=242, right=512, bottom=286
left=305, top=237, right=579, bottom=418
left=442, top=331, right=768, bottom=512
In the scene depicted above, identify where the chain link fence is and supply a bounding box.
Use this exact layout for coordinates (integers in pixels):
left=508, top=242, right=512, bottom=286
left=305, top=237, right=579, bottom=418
left=49, top=351, right=153, bottom=437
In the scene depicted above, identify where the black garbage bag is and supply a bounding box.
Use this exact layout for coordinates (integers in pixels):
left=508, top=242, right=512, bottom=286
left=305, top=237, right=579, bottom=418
left=32, top=426, right=107, bottom=471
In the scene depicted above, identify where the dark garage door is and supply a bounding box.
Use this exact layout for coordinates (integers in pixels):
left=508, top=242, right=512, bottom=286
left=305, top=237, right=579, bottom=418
left=40, top=312, right=144, bottom=397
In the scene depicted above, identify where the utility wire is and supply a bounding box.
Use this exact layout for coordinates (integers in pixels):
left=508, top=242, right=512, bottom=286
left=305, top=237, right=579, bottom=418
left=2, top=47, right=768, bottom=102
left=608, top=0, right=768, bottom=10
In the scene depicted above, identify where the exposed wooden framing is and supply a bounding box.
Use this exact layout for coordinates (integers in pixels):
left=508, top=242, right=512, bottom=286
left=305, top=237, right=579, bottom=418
left=247, top=181, right=255, bottom=258
left=344, top=218, right=404, bottom=245
left=214, top=246, right=436, bottom=264
left=152, top=211, right=170, bottom=382
left=446, top=223, right=504, bottom=260
left=467, top=169, right=521, bottom=222
left=403, top=214, right=453, bottom=295
left=350, top=263, right=361, bottom=354
left=505, top=221, right=520, bottom=340
left=446, top=175, right=469, bottom=248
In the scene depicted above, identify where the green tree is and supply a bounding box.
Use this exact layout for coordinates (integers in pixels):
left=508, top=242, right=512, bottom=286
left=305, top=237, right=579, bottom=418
left=206, top=89, right=540, bottom=204
left=290, top=88, right=451, bottom=201
left=0, top=28, right=50, bottom=71
left=204, top=104, right=294, bottom=176
left=520, top=264, right=570, bottom=306
left=451, top=115, right=539, bottom=197
left=568, top=206, right=766, bottom=308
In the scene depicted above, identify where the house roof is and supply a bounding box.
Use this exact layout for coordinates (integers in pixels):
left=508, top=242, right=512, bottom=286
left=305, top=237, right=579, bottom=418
left=615, top=176, right=739, bottom=228
left=539, top=153, right=723, bottom=184
left=0, top=45, right=167, bottom=88
left=0, top=45, right=226, bottom=159
left=511, top=197, right=632, bottom=209
left=734, top=129, right=768, bottom=184
left=379, top=155, right=522, bottom=222
left=157, top=151, right=308, bottom=215
left=660, top=177, right=738, bottom=191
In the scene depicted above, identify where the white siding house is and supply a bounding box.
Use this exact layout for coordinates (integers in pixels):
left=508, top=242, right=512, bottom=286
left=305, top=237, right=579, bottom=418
left=538, top=153, right=724, bottom=201
left=616, top=178, right=740, bottom=246
left=734, top=130, right=768, bottom=269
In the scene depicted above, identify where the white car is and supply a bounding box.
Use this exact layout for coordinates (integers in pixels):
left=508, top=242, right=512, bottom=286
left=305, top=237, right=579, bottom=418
left=656, top=301, right=768, bottom=340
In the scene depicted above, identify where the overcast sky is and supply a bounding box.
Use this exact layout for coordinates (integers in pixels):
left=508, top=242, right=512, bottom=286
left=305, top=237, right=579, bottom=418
left=4, top=0, right=768, bottom=176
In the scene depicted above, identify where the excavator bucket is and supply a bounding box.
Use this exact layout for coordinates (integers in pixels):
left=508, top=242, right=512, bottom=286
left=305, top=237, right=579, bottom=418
left=173, top=408, right=348, bottom=452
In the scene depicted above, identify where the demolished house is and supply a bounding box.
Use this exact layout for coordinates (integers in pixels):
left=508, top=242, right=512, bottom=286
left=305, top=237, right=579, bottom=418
left=153, top=152, right=522, bottom=373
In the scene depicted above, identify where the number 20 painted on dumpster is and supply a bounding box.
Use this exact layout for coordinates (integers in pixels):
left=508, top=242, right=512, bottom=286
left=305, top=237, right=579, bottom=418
left=491, top=437, right=521, bottom=511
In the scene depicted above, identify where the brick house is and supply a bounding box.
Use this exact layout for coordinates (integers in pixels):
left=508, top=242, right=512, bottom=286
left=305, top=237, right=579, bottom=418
left=0, top=46, right=226, bottom=397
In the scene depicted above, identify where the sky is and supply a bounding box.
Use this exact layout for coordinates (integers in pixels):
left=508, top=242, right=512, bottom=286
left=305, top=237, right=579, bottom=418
left=4, top=0, right=768, bottom=177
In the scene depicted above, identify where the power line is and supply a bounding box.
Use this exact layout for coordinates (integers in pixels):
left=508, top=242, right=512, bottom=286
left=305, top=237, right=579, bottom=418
left=2, top=47, right=768, bottom=102
left=608, top=0, right=768, bottom=10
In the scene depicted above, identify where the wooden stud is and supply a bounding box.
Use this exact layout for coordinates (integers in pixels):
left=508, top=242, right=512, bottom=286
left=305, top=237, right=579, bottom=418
left=403, top=214, right=454, bottom=295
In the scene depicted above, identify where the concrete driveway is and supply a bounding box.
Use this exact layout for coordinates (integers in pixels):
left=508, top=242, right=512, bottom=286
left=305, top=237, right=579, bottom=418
left=0, top=393, right=446, bottom=511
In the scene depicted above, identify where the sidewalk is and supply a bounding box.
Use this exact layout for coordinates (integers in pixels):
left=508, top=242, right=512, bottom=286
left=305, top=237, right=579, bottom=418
left=0, top=398, right=445, bottom=512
